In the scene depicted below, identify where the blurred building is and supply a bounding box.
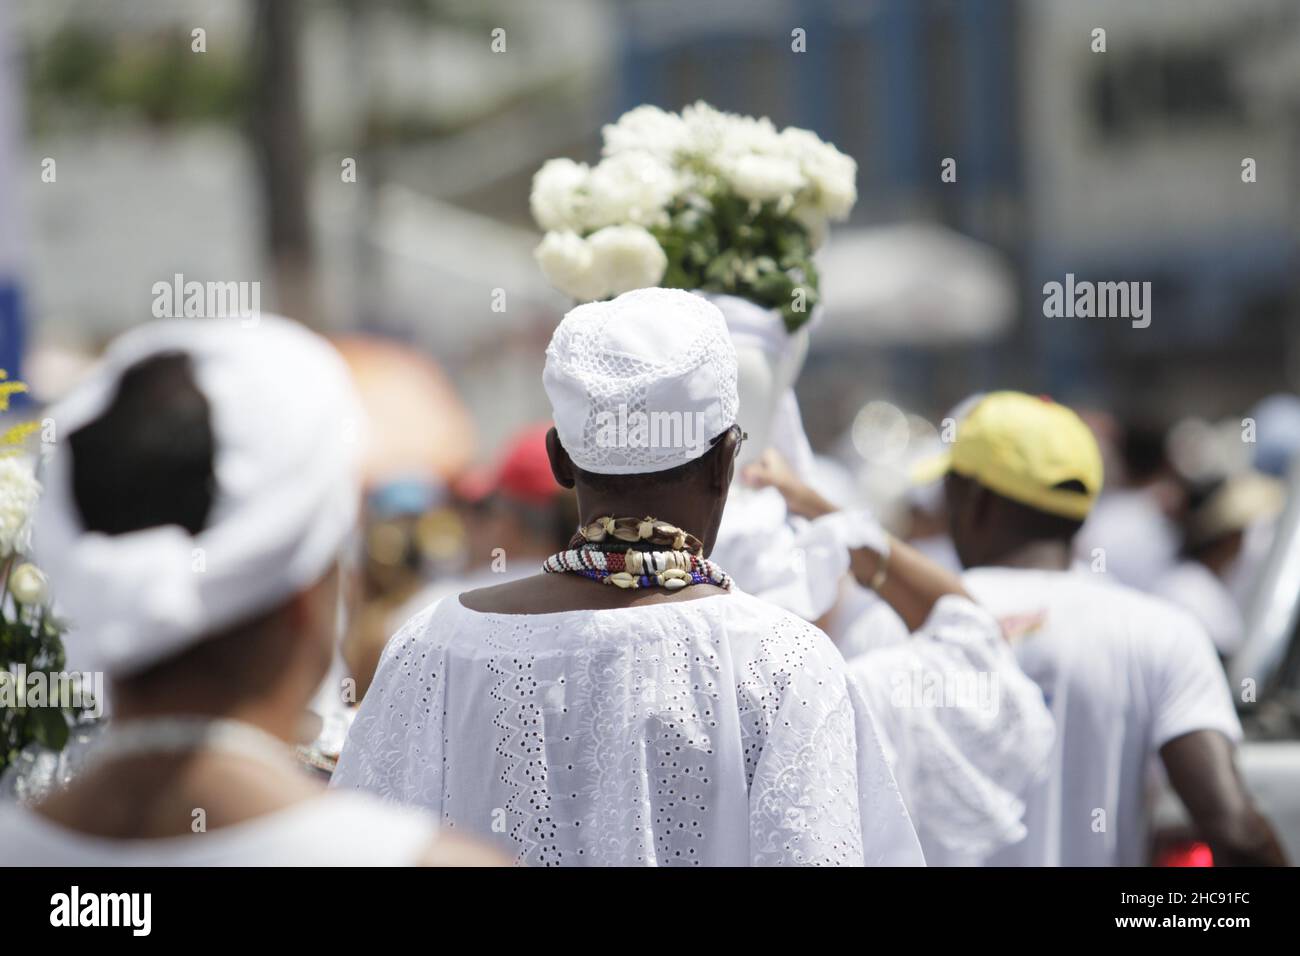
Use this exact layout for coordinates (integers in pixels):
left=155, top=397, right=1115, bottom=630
left=617, top=0, right=1300, bottom=425
left=1020, top=0, right=1299, bottom=418
left=5, top=0, right=1299, bottom=448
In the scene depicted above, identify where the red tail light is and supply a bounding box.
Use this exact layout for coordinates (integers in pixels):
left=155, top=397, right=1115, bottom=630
left=1154, top=841, right=1214, bottom=867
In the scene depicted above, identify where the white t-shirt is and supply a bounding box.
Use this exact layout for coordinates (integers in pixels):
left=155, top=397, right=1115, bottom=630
left=0, top=791, right=437, bottom=866
left=332, top=588, right=924, bottom=866
left=1152, top=561, right=1244, bottom=657
left=956, top=567, right=1242, bottom=867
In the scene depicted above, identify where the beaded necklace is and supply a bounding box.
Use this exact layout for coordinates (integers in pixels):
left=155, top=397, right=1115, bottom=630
left=542, top=515, right=732, bottom=591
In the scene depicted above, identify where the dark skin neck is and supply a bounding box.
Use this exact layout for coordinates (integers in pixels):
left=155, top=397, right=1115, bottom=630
left=944, top=473, right=1077, bottom=572
left=461, top=428, right=737, bottom=616
left=984, top=539, right=1073, bottom=571
left=34, top=588, right=335, bottom=839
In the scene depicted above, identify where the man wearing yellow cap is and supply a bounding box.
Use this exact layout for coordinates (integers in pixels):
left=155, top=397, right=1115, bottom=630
left=938, top=391, right=1284, bottom=866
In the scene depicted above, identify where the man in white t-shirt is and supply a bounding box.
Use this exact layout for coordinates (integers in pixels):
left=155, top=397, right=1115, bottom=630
left=937, top=391, right=1285, bottom=866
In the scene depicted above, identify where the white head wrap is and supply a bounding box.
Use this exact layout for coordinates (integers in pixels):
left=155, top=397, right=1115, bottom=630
left=703, top=293, right=823, bottom=484
left=543, top=288, right=738, bottom=475
left=35, top=315, right=365, bottom=677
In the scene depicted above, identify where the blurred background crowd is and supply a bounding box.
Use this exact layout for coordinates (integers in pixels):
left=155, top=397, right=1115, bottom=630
left=2, top=0, right=1300, bottom=781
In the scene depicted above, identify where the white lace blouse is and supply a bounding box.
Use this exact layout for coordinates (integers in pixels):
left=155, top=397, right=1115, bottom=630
left=331, top=590, right=924, bottom=866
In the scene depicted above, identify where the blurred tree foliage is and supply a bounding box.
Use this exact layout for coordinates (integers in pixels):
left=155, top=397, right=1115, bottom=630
left=26, top=25, right=249, bottom=132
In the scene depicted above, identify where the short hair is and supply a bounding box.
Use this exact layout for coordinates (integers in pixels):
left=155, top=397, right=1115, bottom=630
left=993, top=480, right=1088, bottom=543
left=572, top=428, right=733, bottom=493
left=69, top=352, right=215, bottom=536
left=1121, top=424, right=1169, bottom=483
left=949, top=472, right=1086, bottom=545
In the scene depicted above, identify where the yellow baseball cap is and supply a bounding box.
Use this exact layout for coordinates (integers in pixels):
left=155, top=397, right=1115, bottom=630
left=917, top=391, right=1104, bottom=521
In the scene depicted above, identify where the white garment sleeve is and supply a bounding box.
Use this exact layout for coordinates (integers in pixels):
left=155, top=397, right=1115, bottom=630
left=712, top=487, right=850, bottom=621
left=1147, top=608, right=1243, bottom=750
left=745, top=630, right=925, bottom=866
left=848, top=595, right=1056, bottom=856
left=330, top=601, right=447, bottom=807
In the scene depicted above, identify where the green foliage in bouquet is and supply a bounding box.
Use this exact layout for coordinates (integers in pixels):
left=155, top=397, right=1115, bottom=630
left=0, top=595, right=78, bottom=773
left=0, top=372, right=86, bottom=774
left=652, top=191, right=821, bottom=333
left=532, top=104, right=857, bottom=328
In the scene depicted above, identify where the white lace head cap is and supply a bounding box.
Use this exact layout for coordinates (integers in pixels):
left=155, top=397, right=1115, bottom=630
left=35, top=315, right=365, bottom=677
left=543, top=288, right=739, bottom=475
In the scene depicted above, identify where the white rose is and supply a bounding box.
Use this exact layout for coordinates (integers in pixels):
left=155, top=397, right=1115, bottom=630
left=535, top=230, right=604, bottom=302
left=680, top=101, right=731, bottom=156
left=724, top=154, right=806, bottom=202
left=583, top=152, right=676, bottom=230
left=807, top=151, right=857, bottom=219
left=780, top=127, right=857, bottom=219
left=0, top=457, right=40, bottom=559
left=586, top=225, right=668, bottom=298
left=724, top=114, right=781, bottom=161
left=8, top=562, right=47, bottom=606
left=530, top=158, right=590, bottom=232
left=682, top=101, right=780, bottom=162
left=602, top=105, right=689, bottom=161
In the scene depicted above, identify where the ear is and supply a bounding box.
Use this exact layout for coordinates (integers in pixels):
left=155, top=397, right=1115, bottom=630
left=709, top=429, right=738, bottom=494
left=546, top=427, right=576, bottom=489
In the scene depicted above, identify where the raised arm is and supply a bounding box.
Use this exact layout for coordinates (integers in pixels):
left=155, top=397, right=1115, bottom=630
left=744, top=449, right=970, bottom=631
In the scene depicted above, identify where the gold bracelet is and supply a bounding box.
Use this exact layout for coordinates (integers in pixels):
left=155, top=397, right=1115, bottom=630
left=868, top=552, right=888, bottom=591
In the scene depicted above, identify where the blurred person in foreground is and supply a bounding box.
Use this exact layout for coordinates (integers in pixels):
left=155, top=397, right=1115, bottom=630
left=939, top=391, right=1285, bottom=866
left=0, top=317, right=500, bottom=866
left=331, top=288, right=977, bottom=865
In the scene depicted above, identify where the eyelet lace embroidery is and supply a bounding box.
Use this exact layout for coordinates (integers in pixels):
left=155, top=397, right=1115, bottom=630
left=546, top=295, right=740, bottom=474
left=331, top=594, right=922, bottom=866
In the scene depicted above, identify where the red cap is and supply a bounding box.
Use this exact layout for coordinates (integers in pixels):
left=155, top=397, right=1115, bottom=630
left=457, top=423, right=560, bottom=507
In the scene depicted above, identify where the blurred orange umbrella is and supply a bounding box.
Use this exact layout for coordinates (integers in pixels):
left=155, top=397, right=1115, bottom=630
left=332, top=336, right=476, bottom=487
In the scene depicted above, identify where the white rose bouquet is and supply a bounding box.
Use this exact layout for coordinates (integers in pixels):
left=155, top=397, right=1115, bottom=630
left=0, top=373, right=82, bottom=774
left=531, top=101, right=858, bottom=331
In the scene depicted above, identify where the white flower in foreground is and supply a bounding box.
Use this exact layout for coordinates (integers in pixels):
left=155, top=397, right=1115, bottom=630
left=584, top=152, right=676, bottom=230
left=602, top=105, right=689, bottom=160
left=530, top=158, right=591, bottom=232
left=535, top=230, right=603, bottom=302
left=779, top=127, right=857, bottom=219
left=681, top=101, right=780, bottom=163
left=679, top=101, right=732, bottom=156
left=0, top=457, right=40, bottom=559
left=8, top=562, right=47, bottom=606
left=725, top=154, right=807, bottom=202
left=586, top=225, right=668, bottom=298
